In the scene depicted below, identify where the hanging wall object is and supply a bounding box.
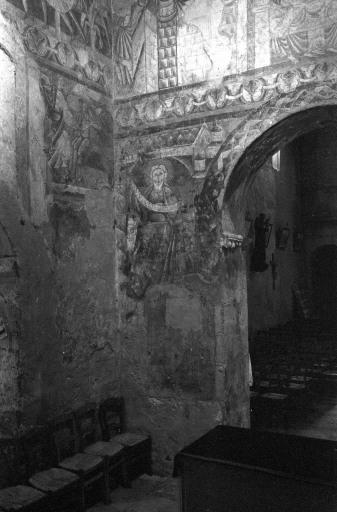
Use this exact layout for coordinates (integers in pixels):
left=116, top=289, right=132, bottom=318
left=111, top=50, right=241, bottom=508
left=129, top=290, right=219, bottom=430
left=270, top=253, right=277, bottom=290
left=276, top=224, right=290, bottom=250
left=293, top=230, right=303, bottom=252
left=250, top=213, right=272, bottom=272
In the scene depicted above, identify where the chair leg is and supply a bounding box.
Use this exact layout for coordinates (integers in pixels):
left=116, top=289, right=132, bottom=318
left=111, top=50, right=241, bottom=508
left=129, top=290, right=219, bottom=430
left=121, top=459, right=131, bottom=488
left=146, top=452, right=153, bottom=476
left=103, top=458, right=112, bottom=504
left=79, top=479, right=86, bottom=512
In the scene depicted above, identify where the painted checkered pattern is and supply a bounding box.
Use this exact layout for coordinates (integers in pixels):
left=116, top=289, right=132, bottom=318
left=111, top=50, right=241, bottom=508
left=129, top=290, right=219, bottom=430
left=157, top=19, right=178, bottom=89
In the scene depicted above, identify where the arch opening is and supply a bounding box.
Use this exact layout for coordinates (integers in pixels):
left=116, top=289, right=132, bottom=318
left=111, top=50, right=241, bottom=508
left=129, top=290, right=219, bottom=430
left=225, top=105, right=337, bottom=204
left=232, top=108, right=337, bottom=436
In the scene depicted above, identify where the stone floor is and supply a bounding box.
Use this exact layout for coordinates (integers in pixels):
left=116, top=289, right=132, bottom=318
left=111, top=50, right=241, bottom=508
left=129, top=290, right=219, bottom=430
left=90, top=377, right=337, bottom=512
left=254, top=378, right=337, bottom=441
left=88, top=475, right=179, bottom=512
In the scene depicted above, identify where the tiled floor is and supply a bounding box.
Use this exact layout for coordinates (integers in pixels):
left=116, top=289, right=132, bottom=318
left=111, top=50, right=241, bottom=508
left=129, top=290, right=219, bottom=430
left=88, top=475, right=179, bottom=512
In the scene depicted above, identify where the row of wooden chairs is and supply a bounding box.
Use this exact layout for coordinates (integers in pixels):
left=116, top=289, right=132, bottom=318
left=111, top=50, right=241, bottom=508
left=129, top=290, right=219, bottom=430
left=250, top=322, right=337, bottom=428
left=0, top=397, right=152, bottom=512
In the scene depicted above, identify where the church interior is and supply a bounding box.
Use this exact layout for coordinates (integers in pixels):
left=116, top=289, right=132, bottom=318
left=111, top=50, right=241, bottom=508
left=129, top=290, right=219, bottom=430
left=1, top=0, right=337, bottom=510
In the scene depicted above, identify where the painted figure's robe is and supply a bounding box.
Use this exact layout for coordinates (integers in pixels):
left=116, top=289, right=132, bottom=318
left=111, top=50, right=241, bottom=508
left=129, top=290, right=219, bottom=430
left=126, top=182, right=179, bottom=298
left=270, top=0, right=337, bottom=61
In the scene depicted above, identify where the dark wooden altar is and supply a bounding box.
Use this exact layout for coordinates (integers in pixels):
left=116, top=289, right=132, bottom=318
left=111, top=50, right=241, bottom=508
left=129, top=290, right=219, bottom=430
left=174, top=426, right=337, bottom=512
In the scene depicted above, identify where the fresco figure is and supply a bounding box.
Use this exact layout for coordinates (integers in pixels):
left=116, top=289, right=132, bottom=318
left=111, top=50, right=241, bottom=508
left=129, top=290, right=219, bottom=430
left=270, top=0, right=327, bottom=61
left=126, top=164, right=180, bottom=298
left=177, top=4, right=213, bottom=85
left=114, top=0, right=149, bottom=87
left=326, top=0, right=337, bottom=52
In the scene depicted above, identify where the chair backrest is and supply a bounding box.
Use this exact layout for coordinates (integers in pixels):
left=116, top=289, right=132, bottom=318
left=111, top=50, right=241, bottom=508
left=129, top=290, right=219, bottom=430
left=22, top=426, right=56, bottom=476
left=73, top=403, right=98, bottom=451
left=0, top=438, right=26, bottom=486
left=99, top=397, right=125, bottom=441
left=51, top=414, right=77, bottom=463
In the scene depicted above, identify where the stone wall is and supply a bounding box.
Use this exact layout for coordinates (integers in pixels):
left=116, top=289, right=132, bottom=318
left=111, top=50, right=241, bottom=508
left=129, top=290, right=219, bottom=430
left=0, top=5, right=51, bottom=432
left=1, top=0, right=337, bottom=477
left=246, top=144, right=301, bottom=334
left=115, top=132, right=250, bottom=474
left=117, top=242, right=249, bottom=475
left=295, top=127, right=337, bottom=321
left=0, top=0, right=120, bottom=432
left=112, top=57, right=337, bottom=478
left=298, top=127, right=337, bottom=257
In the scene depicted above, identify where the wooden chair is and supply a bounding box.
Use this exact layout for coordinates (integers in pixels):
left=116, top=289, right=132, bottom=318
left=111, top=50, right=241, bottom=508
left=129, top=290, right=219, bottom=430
left=51, top=413, right=110, bottom=509
left=22, top=426, right=83, bottom=512
left=0, top=438, right=50, bottom=512
left=0, top=484, right=50, bottom=512
left=74, top=404, right=126, bottom=490
left=251, top=362, right=290, bottom=430
left=99, top=397, right=152, bottom=482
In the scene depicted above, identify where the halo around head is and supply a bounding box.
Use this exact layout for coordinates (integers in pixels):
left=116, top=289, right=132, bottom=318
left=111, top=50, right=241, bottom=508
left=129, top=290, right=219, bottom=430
left=151, top=164, right=167, bottom=181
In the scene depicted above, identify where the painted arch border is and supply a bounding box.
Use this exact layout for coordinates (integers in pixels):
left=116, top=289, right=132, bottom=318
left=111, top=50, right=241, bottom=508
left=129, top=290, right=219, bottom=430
left=205, top=81, right=337, bottom=208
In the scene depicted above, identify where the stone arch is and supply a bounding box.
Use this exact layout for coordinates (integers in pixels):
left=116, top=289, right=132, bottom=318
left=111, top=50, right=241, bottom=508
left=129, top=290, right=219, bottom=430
left=199, top=99, right=337, bottom=424
left=224, top=105, right=337, bottom=206
left=203, top=75, right=337, bottom=212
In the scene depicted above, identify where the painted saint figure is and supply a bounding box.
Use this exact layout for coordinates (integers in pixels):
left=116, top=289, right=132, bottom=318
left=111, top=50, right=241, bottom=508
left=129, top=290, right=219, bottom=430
left=140, top=164, right=179, bottom=220
left=270, top=0, right=337, bottom=61
left=126, top=164, right=180, bottom=298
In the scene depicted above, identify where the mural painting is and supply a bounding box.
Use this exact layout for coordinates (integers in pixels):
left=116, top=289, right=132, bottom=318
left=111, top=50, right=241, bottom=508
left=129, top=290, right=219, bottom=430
left=122, top=145, right=230, bottom=299
left=270, top=0, right=337, bottom=63
left=194, top=172, right=225, bottom=278
left=8, top=0, right=112, bottom=56
left=40, top=72, right=114, bottom=188
left=114, top=0, right=155, bottom=93
left=176, top=0, right=239, bottom=85
left=124, top=158, right=200, bottom=299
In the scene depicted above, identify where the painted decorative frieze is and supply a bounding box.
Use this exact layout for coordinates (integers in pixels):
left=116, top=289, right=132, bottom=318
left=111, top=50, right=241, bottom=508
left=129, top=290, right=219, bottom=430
left=114, top=58, right=337, bottom=133
left=201, top=77, right=337, bottom=214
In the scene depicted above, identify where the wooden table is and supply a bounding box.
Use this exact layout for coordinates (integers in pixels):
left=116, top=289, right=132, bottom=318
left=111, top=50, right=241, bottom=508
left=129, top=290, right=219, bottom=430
left=174, top=426, right=337, bottom=512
